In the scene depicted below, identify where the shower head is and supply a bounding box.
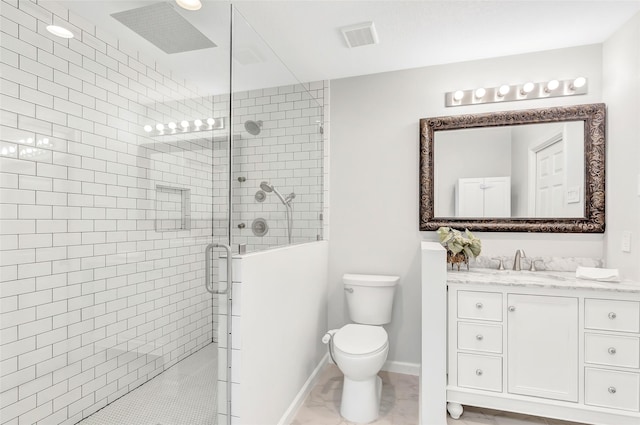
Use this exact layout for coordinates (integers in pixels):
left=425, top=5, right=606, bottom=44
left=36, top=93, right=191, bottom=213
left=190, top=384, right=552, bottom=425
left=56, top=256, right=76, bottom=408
left=259, top=181, right=287, bottom=205
left=244, top=120, right=263, bottom=136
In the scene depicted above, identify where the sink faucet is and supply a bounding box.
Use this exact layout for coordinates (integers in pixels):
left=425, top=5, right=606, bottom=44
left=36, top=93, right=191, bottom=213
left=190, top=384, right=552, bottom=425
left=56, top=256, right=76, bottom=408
left=513, top=249, right=526, bottom=271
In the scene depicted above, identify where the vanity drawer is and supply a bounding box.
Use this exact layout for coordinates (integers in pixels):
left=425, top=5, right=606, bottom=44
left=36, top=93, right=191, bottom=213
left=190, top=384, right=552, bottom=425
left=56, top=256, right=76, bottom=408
left=458, top=322, right=502, bottom=354
left=585, top=333, right=640, bottom=369
left=585, top=299, right=640, bottom=333
left=458, top=291, right=502, bottom=322
left=585, top=368, right=640, bottom=412
left=457, top=353, right=502, bottom=392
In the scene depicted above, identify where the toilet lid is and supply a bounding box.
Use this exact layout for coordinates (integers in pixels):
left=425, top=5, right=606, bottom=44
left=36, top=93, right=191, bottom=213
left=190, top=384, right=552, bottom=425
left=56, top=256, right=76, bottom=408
left=333, top=324, right=388, bottom=355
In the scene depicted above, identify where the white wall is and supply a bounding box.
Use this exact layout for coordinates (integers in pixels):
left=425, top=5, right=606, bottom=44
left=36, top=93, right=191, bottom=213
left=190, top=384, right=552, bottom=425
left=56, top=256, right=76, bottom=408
left=329, top=44, right=605, bottom=365
left=232, top=242, right=328, bottom=425
left=603, top=12, right=640, bottom=281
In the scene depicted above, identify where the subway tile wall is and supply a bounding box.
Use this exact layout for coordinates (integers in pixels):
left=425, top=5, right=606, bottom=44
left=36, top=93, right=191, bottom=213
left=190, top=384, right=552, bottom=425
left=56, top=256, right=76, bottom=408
left=227, top=83, right=325, bottom=252
left=0, top=1, right=224, bottom=424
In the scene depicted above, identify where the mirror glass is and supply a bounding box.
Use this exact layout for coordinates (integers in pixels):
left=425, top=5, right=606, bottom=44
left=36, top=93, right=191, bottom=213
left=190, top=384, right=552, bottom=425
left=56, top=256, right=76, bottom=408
left=419, top=103, right=606, bottom=233
left=434, top=121, right=584, bottom=218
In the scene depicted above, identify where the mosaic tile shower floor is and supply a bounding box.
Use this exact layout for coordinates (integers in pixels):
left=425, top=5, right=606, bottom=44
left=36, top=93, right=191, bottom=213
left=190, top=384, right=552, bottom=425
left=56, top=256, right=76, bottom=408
left=291, top=364, right=584, bottom=425
left=79, top=344, right=217, bottom=425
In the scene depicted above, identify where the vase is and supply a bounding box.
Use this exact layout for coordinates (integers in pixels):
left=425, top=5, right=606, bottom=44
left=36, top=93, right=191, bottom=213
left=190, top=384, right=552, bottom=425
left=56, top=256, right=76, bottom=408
left=447, top=251, right=469, bottom=271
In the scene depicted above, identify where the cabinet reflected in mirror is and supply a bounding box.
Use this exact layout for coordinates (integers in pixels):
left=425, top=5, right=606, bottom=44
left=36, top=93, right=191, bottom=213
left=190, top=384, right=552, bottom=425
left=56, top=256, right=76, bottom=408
left=419, top=103, right=605, bottom=233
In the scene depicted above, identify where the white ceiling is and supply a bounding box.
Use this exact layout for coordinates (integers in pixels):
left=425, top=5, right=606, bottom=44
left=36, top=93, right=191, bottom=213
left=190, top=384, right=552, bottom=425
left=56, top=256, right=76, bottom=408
left=58, top=0, right=640, bottom=94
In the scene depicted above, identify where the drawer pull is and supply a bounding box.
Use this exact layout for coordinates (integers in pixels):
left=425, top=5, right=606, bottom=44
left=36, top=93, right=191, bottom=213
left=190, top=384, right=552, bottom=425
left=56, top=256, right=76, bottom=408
left=476, top=302, right=483, bottom=309
left=608, top=312, right=617, bottom=320
left=608, top=347, right=617, bottom=355
left=476, top=334, right=483, bottom=341
left=508, top=306, right=516, bottom=312
left=608, top=386, right=617, bottom=394
left=475, top=369, right=483, bottom=376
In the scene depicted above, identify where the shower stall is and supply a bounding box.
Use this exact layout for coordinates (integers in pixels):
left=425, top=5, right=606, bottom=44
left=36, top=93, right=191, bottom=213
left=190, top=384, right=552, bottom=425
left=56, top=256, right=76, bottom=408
left=0, top=1, right=327, bottom=424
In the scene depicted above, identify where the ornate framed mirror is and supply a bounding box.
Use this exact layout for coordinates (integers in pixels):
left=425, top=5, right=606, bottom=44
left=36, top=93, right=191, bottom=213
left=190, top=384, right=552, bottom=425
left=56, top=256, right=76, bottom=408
left=419, top=103, right=605, bottom=232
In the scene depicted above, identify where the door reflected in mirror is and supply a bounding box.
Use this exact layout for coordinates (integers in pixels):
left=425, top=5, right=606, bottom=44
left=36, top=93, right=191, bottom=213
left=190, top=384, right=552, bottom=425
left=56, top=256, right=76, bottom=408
left=434, top=121, right=585, bottom=219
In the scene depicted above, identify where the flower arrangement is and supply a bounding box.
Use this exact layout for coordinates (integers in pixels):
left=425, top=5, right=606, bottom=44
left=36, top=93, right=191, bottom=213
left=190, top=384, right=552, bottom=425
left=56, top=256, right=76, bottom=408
left=437, top=227, right=482, bottom=270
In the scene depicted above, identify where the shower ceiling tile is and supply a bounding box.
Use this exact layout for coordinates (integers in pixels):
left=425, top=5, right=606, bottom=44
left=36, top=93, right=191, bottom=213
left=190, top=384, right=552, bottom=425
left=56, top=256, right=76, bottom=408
left=110, top=2, right=216, bottom=54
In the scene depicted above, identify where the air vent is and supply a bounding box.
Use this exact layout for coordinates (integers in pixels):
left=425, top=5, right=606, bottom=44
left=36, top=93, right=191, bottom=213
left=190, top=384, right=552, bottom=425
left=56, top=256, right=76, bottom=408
left=341, top=21, right=379, bottom=48
left=111, top=2, right=216, bottom=54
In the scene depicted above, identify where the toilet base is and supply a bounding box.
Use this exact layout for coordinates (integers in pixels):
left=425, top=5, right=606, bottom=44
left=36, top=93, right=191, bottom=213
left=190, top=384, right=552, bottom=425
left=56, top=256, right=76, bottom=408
left=340, top=374, right=383, bottom=423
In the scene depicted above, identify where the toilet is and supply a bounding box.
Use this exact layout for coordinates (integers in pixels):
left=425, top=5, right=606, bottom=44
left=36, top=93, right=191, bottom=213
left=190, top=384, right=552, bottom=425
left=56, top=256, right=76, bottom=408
left=322, top=273, right=399, bottom=423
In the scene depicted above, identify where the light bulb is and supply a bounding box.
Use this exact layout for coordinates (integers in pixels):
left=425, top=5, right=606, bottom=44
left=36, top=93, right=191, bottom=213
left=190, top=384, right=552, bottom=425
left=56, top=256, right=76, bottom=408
left=1, top=148, right=7, bottom=155
left=474, top=88, right=486, bottom=99
left=194, top=119, right=203, bottom=127
left=545, top=79, right=559, bottom=92
left=176, top=0, right=202, bottom=11
left=9, top=146, right=16, bottom=153
left=207, top=118, right=216, bottom=126
left=168, top=122, right=177, bottom=130
left=46, top=25, right=74, bottom=39
left=156, top=123, right=164, bottom=131
left=453, top=90, right=464, bottom=101
left=181, top=120, right=190, bottom=129
left=572, top=77, right=586, bottom=89
left=498, top=85, right=510, bottom=97
left=144, top=125, right=153, bottom=133
left=521, top=82, right=535, bottom=94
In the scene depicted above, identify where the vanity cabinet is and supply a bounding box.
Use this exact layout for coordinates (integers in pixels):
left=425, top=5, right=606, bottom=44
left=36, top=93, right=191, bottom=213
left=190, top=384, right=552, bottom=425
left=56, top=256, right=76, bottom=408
left=447, top=282, right=640, bottom=425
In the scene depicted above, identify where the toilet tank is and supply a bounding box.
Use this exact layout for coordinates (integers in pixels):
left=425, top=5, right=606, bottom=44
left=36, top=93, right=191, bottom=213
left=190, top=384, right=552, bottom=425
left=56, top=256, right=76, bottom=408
left=343, top=273, right=399, bottom=325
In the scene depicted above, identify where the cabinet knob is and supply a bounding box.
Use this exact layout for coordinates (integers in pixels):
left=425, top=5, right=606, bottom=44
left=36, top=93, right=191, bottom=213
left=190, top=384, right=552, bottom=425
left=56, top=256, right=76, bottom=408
left=608, top=312, right=617, bottom=320
left=508, top=306, right=516, bottom=312
left=475, top=369, right=483, bottom=376
left=608, top=386, right=617, bottom=394
left=476, top=334, right=483, bottom=341
left=476, top=302, right=483, bottom=309
left=608, top=347, right=617, bottom=355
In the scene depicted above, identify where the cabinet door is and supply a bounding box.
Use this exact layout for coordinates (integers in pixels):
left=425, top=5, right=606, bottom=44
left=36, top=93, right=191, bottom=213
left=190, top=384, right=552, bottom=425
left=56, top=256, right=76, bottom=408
left=483, top=177, right=511, bottom=218
left=507, top=294, right=578, bottom=402
left=455, top=178, right=485, bottom=217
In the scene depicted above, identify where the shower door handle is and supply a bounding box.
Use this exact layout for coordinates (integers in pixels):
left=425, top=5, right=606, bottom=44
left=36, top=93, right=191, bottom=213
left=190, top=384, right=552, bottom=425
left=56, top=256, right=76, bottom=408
left=205, top=243, right=232, bottom=295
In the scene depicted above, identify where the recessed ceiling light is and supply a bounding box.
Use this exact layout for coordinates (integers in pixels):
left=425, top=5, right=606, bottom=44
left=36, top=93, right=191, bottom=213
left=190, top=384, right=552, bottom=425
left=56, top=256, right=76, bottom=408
left=176, top=0, right=202, bottom=11
left=46, top=25, right=74, bottom=39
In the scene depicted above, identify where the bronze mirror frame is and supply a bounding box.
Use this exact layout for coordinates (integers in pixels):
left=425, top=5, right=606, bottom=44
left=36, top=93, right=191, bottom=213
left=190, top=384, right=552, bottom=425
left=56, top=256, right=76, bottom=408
left=419, top=103, right=606, bottom=232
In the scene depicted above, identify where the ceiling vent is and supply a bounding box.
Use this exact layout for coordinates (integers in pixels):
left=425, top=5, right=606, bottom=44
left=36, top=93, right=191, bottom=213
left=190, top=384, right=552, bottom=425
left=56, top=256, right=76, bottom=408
left=111, top=2, right=216, bottom=54
left=341, top=22, right=379, bottom=48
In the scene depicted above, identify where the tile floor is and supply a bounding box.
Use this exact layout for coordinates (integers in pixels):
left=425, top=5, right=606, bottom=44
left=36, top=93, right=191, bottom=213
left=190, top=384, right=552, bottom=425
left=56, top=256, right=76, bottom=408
left=79, top=344, right=218, bottom=425
left=291, top=364, right=584, bottom=425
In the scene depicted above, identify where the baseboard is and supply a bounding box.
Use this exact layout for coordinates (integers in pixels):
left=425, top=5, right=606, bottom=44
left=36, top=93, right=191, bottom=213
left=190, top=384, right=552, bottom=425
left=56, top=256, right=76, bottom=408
left=277, top=352, right=329, bottom=425
left=382, top=360, right=420, bottom=376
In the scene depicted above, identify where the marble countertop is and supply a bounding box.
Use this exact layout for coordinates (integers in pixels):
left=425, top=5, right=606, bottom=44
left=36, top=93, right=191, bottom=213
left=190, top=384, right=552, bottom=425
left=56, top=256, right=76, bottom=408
left=447, top=268, right=640, bottom=293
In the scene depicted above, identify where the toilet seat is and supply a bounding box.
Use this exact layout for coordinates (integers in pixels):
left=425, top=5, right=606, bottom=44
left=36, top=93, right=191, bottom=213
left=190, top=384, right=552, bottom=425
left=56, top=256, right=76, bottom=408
left=333, top=324, right=388, bottom=356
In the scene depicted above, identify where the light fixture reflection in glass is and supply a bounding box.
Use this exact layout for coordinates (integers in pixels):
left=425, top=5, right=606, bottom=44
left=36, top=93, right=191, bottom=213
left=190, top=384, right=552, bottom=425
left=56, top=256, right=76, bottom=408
left=144, top=125, right=153, bottom=133
left=168, top=122, right=177, bottom=130
left=545, top=79, right=559, bottom=92
left=46, top=25, right=74, bottom=39
left=181, top=120, right=190, bottom=129
left=194, top=119, right=203, bottom=128
left=176, top=0, right=202, bottom=11
left=155, top=123, right=164, bottom=132
left=521, top=82, right=535, bottom=94
left=206, top=118, right=215, bottom=126
left=498, top=85, right=510, bottom=97
left=453, top=90, right=464, bottom=101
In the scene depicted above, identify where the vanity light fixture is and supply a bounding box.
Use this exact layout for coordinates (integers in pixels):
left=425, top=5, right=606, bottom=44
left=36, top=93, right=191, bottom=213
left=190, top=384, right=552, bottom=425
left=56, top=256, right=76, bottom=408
left=46, top=25, right=74, bottom=39
left=175, top=0, right=202, bottom=11
left=498, top=85, right=510, bottom=97
left=144, top=117, right=226, bottom=136
left=445, top=77, right=588, bottom=107
left=545, top=79, right=560, bottom=92
left=520, top=81, right=535, bottom=95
